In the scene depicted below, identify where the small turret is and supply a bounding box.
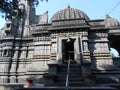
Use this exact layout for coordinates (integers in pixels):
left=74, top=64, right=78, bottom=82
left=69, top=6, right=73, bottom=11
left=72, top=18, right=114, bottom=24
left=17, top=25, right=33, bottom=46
left=105, top=14, right=120, bottom=28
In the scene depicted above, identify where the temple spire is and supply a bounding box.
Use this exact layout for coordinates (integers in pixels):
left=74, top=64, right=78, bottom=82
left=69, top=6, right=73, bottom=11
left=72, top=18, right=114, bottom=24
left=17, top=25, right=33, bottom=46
left=18, top=0, right=35, bottom=37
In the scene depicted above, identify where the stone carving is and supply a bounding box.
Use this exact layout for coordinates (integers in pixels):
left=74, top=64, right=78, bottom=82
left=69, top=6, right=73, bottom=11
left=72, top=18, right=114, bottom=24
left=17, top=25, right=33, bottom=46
left=0, top=2, right=120, bottom=89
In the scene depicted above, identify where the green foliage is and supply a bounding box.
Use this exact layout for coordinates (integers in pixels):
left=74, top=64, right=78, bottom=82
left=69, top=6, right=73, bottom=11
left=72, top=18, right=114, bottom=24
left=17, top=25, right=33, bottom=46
left=0, top=0, right=19, bottom=19
left=0, top=0, right=48, bottom=20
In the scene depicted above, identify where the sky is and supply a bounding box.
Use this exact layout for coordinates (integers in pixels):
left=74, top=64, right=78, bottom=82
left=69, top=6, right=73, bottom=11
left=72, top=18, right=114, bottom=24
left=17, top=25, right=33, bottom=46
left=0, top=0, right=120, bottom=29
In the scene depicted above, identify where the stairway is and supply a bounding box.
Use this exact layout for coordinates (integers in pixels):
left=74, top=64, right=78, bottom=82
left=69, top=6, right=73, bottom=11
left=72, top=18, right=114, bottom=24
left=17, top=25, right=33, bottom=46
left=54, top=63, right=87, bottom=87
left=15, top=63, right=118, bottom=90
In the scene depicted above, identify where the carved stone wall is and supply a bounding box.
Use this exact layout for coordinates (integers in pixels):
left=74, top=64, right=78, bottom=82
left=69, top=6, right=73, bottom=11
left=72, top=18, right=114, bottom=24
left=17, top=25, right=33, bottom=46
left=89, top=29, right=113, bottom=70
left=26, top=33, right=51, bottom=80
left=0, top=5, right=120, bottom=86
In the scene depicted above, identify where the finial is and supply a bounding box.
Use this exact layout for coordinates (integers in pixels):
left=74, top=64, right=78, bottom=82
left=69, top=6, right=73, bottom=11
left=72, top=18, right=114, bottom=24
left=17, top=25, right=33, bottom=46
left=45, top=11, right=48, bottom=14
left=67, top=4, right=71, bottom=8
left=106, top=14, right=110, bottom=18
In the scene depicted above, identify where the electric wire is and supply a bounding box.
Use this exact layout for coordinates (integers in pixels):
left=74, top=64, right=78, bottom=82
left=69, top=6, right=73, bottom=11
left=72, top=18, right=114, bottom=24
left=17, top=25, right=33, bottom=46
left=99, top=1, right=120, bottom=18
left=108, top=1, right=120, bottom=15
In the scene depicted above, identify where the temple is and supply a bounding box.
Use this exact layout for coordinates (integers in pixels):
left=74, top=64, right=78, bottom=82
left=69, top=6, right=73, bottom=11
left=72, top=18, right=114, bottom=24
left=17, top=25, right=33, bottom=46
left=0, top=1, right=120, bottom=90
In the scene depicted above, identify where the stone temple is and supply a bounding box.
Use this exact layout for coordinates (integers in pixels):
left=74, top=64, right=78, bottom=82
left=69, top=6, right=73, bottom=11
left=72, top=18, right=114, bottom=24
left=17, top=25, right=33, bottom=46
left=0, top=0, right=120, bottom=90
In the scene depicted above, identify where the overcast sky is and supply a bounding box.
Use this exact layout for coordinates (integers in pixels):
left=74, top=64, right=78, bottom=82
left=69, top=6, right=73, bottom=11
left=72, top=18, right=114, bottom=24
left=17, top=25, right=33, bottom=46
left=0, top=0, right=120, bottom=29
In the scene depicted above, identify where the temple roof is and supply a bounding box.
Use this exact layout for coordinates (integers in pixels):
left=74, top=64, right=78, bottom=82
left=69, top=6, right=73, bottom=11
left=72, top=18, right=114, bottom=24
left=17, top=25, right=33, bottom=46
left=105, top=15, right=120, bottom=28
left=50, top=6, right=90, bottom=22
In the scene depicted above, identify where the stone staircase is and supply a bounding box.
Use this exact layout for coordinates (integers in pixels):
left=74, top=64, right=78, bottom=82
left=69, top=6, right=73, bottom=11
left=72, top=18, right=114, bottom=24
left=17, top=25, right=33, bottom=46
left=53, top=63, right=87, bottom=87
left=15, top=62, right=118, bottom=90
left=15, top=87, right=117, bottom=90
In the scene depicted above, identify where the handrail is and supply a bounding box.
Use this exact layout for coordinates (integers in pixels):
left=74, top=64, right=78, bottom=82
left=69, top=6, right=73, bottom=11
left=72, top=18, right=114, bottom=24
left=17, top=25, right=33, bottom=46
left=65, top=59, right=71, bottom=90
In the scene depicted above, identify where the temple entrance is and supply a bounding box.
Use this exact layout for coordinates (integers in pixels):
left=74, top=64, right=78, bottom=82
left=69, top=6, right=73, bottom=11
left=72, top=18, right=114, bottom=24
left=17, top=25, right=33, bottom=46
left=62, top=39, right=75, bottom=63
left=109, top=35, right=120, bottom=57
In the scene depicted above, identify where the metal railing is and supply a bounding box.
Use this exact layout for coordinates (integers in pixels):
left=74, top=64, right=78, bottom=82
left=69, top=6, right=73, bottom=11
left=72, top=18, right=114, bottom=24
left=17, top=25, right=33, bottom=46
left=65, top=59, right=71, bottom=90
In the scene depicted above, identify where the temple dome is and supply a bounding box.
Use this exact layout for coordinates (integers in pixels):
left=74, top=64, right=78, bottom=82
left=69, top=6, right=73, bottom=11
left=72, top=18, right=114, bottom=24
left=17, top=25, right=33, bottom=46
left=105, top=15, right=120, bottom=28
left=50, top=6, right=90, bottom=22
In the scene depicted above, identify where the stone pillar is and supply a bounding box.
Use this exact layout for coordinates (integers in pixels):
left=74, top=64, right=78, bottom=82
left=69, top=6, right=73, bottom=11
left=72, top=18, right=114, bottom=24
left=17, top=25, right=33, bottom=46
left=81, top=34, right=91, bottom=64
left=9, top=48, right=19, bottom=83
left=1, top=63, right=10, bottom=83
left=74, top=37, right=80, bottom=63
left=56, top=38, right=63, bottom=64
left=9, top=76, right=16, bottom=83
left=80, top=34, right=95, bottom=86
left=13, top=50, right=19, bottom=59
left=19, top=47, right=27, bottom=59
left=50, top=37, right=57, bottom=62
left=9, top=64, right=17, bottom=83
left=17, top=76, right=27, bottom=83
left=0, top=76, right=8, bottom=83
left=17, top=47, right=27, bottom=83
left=90, top=31, right=114, bottom=70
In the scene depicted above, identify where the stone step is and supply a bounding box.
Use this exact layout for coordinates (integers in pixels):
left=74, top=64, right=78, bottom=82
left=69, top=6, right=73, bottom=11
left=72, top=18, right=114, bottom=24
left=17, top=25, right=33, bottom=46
left=58, top=64, right=81, bottom=67
left=58, top=65, right=82, bottom=68
left=53, top=81, right=87, bottom=87
left=58, top=64, right=81, bottom=66
left=92, top=70, right=120, bottom=74
left=15, top=86, right=118, bottom=90
left=57, top=72, right=82, bottom=76
left=57, top=74, right=83, bottom=78
left=58, top=68, right=82, bottom=72
left=58, top=64, right=82, bottom=73
left=56, top=77, right=84, bottom=82
left=43, top=63, right=87, bottom=88
left=44, top=73, right=83, bottom=79
left=55, top=63, right=86, bottom=87
left=95, top=78, right=119, bottom=84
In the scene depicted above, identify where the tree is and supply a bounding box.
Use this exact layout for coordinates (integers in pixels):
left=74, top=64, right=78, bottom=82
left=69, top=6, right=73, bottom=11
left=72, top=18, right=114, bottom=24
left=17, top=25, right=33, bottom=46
left=0, top=0, right=47, bottom=20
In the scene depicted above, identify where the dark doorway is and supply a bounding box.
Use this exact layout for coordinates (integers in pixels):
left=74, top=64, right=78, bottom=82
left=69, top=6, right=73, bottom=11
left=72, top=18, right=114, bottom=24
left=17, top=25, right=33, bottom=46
left=62, top=39, right=75, bottom=63
left=109, top=35, right=120, bottom=57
